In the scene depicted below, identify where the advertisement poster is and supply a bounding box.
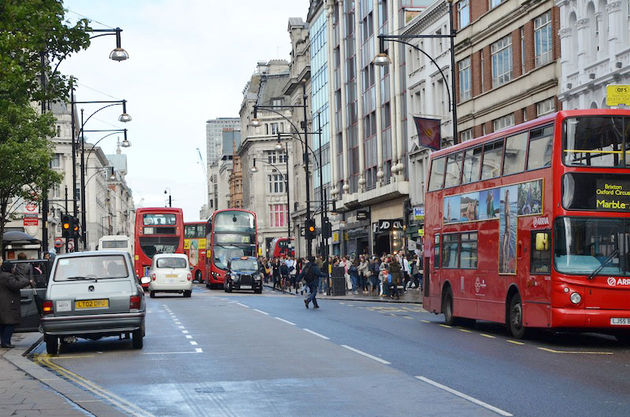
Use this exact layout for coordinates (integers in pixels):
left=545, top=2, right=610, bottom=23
left=518, top=180, right=542, bottom=215
left=479, top=188, right=500, bottom=220
left=499, top=185, right=518, bottom=274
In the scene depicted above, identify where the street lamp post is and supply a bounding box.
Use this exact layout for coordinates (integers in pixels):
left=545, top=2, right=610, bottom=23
left=374, top=0, right=458, bottom=144
left=73, top=101, right=131, bottom=249
left=252, top=83, right=313, bottom=257
left=164, top=189, right=172, bottom=207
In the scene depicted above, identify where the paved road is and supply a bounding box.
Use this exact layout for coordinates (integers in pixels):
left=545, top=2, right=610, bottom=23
left=28, top=285, right=630, bottom=417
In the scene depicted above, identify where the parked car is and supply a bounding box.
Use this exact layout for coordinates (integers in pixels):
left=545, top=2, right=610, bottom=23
left=224, top=256, right=262, bottom=294
left=40, top=251, right=148, bottom=354
left=147, top=253, right=192, bottom=298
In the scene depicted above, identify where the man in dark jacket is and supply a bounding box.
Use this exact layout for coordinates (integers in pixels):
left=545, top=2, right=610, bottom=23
left=0, top=258, right=32, bottom=348
left=299, top=257, right=327, bottom=309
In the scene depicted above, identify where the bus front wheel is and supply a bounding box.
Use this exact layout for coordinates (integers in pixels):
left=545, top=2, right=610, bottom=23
left=508, top=293, right=527, bottom=339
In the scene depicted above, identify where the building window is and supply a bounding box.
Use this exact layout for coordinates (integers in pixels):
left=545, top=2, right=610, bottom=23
left=50, top=153, right=61, bottom=168
left=271, top=122, right=281, bottom=134
left=457, top=0, right=470, bottom=29
left=534, top=11, right=553, bottom=67
left=536, top=98, right=555, bottom=116
left=460, top=128, right=473, bottom=142
left=491, top=35, right=513, bottom=88
left=56, top=125, right=61, bottom=137
left=267, top=174, right=285, bottom=194
left=269, top=204, right=288, bottom=228
left=272, top=98, right=283, bottom=106
left=458, top=57, right=471, bottom=101
left=266, top=150, right=287, bottom=164
left=493, top=114, right=514, bottom=131
left=490, top=0, right=505, bottom=9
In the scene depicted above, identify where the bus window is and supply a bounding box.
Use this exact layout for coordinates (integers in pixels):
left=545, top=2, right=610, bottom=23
left=528, top=125, right=554, bottom=170
left=434, top=234, right=441, bottom=269
left=531, top=230, right=551, bottom=274
left=442, top=234, right=459, bottom=268
left=428, top=157, right=446, bottom=191
left=444, top=152, right=464, bottom=188
left=460, top=232, right=478, bottom=269
left=462, top=146, right=482, bottom=184
left=503, top=132, right=528, bottom=175
left=481, top=140, right=504, bottom=180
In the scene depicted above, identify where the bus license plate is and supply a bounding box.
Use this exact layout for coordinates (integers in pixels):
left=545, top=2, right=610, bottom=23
left=76, top=299, right=108, bottom=309
left=611, top=318, right=630, bottom=325
left=240, top=285, right=251, bottom=289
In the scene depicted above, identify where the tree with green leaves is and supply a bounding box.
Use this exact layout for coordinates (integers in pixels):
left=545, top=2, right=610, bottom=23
left=0, top=0, right=91, bottom=255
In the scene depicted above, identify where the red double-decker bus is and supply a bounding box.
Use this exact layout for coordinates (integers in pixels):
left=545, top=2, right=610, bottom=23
left=134, top=207, right=184, bottom=286
left=205, top=209, right=257, bottom=289
left=184, top=221, right=207, bottom=283
left=423, top=109, right=630, bottom=341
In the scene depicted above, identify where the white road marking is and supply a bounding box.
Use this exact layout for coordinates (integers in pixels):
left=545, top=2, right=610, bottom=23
left=195, top=348, right=203, bottom=353
left=143, top=351, right=202, bottom=355
left=303, top=328, right=330, bottom=340
left=236, top=303, right=249, bottom=308
left=341, top=345, right=390, bottom=365
left=253, top=308, right=269, bottom=315
left=182, top=330, right=188, bottom=334
left=415, top=376, right=513, bottom=416
left=185, top=335, right=192, bottom=339
left=190, top=341, right=198, bottom=346
left=275, top=317, right=296, bottom=325
left=178, top=326, right=185, bottom=329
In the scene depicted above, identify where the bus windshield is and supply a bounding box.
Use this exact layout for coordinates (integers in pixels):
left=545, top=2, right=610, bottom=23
left=554, top=217, right=630, bottom=277
left=212, top=245, right=255, bottom=270
left=214, top=211, right=255, bottom=233
left=563, top=116, right=630, bottom=167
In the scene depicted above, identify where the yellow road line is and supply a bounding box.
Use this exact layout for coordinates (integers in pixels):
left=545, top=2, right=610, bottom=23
left=439, top=324, right=452, bottom=329
left=36, top=356, right=154, bottom=417
left=537, top=347, right=613, bottom=355
left=458, top=328, right=472, bottom=333
left=480, top=334, right=496, bottom=339
left=506, top=340, right=525, bottom=345
left=421, top=320, right=430, bottom=323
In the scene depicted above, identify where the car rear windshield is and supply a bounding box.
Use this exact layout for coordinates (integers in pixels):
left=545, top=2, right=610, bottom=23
left=54, top=255, right=128, bottom=281
left=156, top=257, right=187, bottom=269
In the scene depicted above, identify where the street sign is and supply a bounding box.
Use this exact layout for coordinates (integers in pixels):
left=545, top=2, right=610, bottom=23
left=413, top=207, right=425, bottom=221
left=54, top=238, right=63, bottom=248
left=606, top=85, right=630, bottom=106
left=24, top=202, right=38, bottom=213
left=23, top=214, right=38, bottom=226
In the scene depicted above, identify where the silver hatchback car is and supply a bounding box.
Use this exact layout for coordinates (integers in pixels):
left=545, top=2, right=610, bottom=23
left=40, top=251, right=148, bottom=354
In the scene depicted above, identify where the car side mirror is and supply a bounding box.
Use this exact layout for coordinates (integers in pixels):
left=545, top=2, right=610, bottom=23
left=140, top=276, right=151, bottom=285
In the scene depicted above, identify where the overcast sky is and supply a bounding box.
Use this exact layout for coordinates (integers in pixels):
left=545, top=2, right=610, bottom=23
left=61, top=0, right=309, bottom=222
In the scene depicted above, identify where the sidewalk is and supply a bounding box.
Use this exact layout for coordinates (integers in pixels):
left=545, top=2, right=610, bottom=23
left=0, top=333, right=127, bottom=417
left=265, top=282, right=423, bottom=304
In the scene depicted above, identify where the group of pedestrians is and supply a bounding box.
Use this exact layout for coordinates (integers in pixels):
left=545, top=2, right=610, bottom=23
left=257, top=250, right=423, bottom=306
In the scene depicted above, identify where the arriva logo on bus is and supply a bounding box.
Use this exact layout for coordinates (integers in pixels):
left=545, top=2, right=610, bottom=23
left=533, top=216, right=550, bottom=228
left=607, top=277, right=630, bottom=286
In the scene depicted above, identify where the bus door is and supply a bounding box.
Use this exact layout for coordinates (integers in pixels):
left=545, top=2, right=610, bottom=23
left=523, top=229, right=552, bottom=327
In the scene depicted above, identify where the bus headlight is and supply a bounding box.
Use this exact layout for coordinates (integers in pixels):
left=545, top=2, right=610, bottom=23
left=570, top=292, right=582, bottom=304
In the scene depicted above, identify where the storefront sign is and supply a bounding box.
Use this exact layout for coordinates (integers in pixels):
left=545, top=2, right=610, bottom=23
left=356, top=210, right=369, bottom=221
left=606, top=85, right=630, bottom=106
left=373, top=219, right=403, bottom=233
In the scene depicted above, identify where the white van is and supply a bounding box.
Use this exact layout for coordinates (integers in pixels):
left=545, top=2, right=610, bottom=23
left=97, top=235, right=133, bottom=258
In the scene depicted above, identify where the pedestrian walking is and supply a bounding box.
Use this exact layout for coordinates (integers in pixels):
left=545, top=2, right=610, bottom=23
left=299, top=256, right=327, bottom=309
left=0, top=258, right=33, bottom=348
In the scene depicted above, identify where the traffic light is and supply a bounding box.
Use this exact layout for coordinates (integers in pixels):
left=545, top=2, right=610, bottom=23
left=71, top=216, right=80, bottom=238
left=322, top=218, right=332, bottom=239
left=61, top=214, right=72, bottom=238
left=305, top=218, right=317, bottom=240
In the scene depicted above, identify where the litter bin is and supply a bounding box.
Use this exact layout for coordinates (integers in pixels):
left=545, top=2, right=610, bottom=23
left=331, top=266, right=346, bottom=296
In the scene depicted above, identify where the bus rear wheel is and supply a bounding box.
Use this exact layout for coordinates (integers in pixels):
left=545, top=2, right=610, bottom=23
left=442, top=287, right=455, bottom=325
left=508, top=293, right=527, bottom=339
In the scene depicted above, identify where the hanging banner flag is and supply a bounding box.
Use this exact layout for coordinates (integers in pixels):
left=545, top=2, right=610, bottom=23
left=413, top=117, right=441, bottom=151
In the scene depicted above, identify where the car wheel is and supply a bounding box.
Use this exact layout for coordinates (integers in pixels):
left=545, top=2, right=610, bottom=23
left=254, top=288, right=262, bottom=294
left=150, top=291, right=155, bottom=298
left=44, top=334, right=58, bottom=355
left=508, top=293, right=527, bottom=339
left=183, top=290, right=192, bottom=298
left=132, top=329, right=143, bottom=349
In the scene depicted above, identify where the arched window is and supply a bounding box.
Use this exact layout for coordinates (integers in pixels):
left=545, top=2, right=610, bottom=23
left=597, top=0, right=609, bottom=59
left=590, top=101, right=598, bottom=108
left=569, top=12, right=577, bottom=66
left=586, top=2, right=597, bottom=64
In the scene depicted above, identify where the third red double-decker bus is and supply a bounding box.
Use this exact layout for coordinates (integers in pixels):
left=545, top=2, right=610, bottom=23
left=184, top=221, right=207, bottom=283
left=423, top=109, right=630, bottom=342
left=134, top=207, right=184, bottom=285
left=205, top=209, right=257, bottom=289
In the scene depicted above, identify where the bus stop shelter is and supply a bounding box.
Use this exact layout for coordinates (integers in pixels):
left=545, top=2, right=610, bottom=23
left=2, top=231, right=41, bottom=260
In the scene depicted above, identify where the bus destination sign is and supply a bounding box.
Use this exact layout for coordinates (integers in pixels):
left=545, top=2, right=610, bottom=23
left=596, top=179, right=630, bottom=210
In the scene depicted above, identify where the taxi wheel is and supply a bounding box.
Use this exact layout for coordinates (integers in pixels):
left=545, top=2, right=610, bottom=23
left=183, top=290, right=192, bottom=298
left=44, top=334, right=58, bottom=355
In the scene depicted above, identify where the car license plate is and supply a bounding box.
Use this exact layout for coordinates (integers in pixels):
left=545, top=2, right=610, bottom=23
left=240, top=285, right=251, bottom=289
left=166, top=274, right=178, bottom=278
left=611, top=318, right=630, bottom=325
left=75, top=299, right=108, bottom=309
